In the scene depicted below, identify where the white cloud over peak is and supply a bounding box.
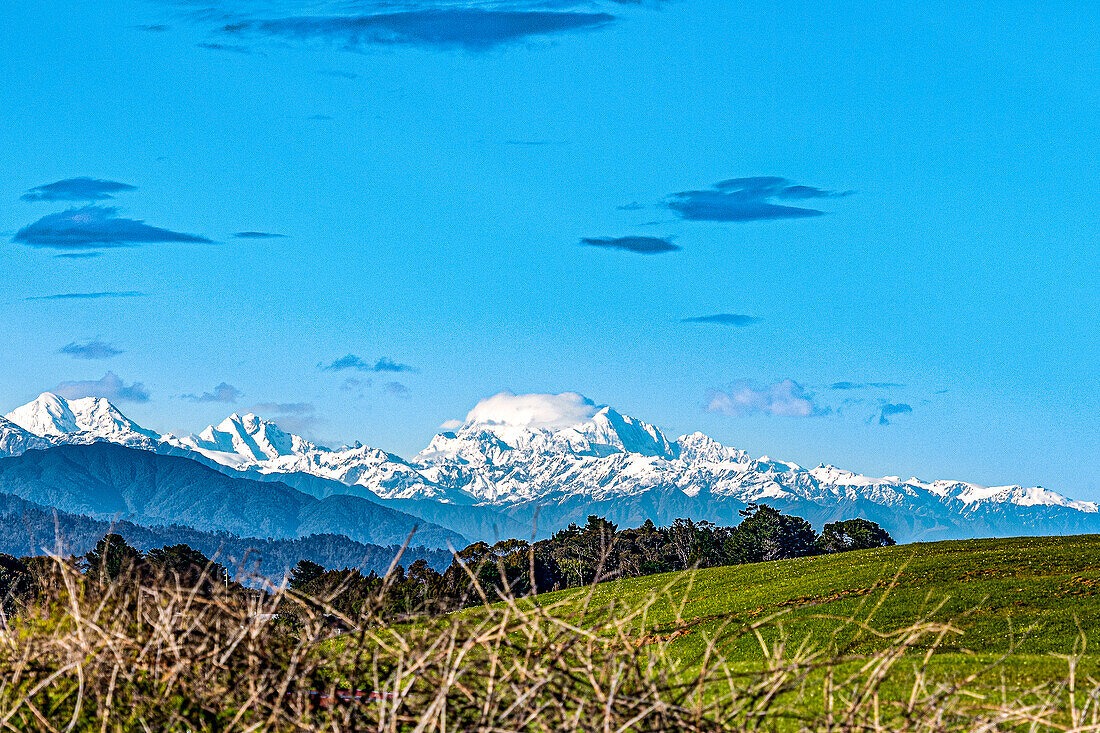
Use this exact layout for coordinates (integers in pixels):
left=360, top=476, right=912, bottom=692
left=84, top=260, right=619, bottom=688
left=464, top=391, right=599, bottom=430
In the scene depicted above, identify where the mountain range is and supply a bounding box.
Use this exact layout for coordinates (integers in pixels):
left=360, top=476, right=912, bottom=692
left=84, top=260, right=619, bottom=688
left=0, top=490, right=452, bottom=579
left=2, top=391, right=1097, bottom=548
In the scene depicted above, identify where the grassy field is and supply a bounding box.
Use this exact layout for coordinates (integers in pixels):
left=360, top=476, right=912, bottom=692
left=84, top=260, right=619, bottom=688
left=6, top=535, right=1100, bottom=730
left=527, top=535, right=1100, bottom=687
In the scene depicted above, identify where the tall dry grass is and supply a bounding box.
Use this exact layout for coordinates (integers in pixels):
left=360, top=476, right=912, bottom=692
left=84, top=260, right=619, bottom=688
left=0, top=552, right=1097, bottom=732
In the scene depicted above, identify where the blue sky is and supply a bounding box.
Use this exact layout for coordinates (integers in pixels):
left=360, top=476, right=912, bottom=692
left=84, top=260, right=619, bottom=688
left=1, top=0, right=1097, bottom=496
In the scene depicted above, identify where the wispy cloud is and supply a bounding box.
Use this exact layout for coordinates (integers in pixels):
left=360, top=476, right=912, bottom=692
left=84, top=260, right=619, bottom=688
left=54, top=252, right=102, bottom=260
left=384, top=381, right=411, bottom=398
left=876, top=402, right=913, bottom=425
left=182, top=382, right=242, bottom=403
left=13, top=206, right=210, bottom=249
left=668, top=177, right=852, bottom=222
left=830, top=381, right=904, bottom=390
left=53, top=372, right=150, bottom=403
left=681, top=313, right=761, bottom=326
left=705, top=379, right=825, bottom=418
left=580, top=236, right=679, bottom=254
left=374, top=356, right=417, bottom=373
left=221, top=8, right=616, bottom=51
left=251, top=401, right=314, bottom=415
left=339, top=377, right=369, bottom=396
left=197, top=41, right=254, bottom=54
left=59, top=338, right=123, bottom=360
left=231, top=231, right=286, bottom=239
left=321, top=354, right=370, bottom=372
left=21, top=178, right=136, bottom=202
left=320, top=354, right=418, bottom=373
left=250, top=401, right=318, bottom=435
left=25, top=291, right=144, bottom=301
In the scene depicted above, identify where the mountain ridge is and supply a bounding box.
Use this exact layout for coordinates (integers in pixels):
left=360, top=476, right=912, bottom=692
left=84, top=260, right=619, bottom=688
left=0, top=442, right=466, bottom=550
left=4, top=391, right=1094, bottom=544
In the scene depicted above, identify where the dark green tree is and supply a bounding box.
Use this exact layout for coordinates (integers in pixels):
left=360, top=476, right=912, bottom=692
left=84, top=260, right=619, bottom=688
left=83, top=533, right=142, bottom=581
left=727, top=505, right=819, bottom=563
left=540, top=516, right=620, bottom=588
left=404, top=558, right=445, bottom=610
left=289, top=559, right=326, bottom=590
left=146, top=543, right=226, bottom=592
left=817, top=519, right=895, bottom=553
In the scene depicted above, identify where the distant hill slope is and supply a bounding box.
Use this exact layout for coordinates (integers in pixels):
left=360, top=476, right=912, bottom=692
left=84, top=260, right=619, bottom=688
left=0, top=492, right=452, bottom=578
left=537, top=535, right=1100, bottom=671
left=0, top=443, right=466, bottom=550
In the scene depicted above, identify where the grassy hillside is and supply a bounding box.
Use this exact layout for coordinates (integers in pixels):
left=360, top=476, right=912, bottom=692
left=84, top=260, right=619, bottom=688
left=5, top=535, right=1100, bottom=730
left=531, top=534, right=1100, bottom=685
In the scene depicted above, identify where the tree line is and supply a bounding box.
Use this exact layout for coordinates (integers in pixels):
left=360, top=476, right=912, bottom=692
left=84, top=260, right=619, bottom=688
left=286, top=506, right=895, bottom=618
left=0, top=506, right=893, bottom=621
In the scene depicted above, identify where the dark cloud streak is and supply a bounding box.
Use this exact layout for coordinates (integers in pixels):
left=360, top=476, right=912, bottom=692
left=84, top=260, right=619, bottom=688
left=668, top=177, right=852, bottom=222
left=232, top=231, right=286, bottom=239
left=21, top=178, right=136, bottom=202
left=197, top=41, right=254, bottom=54
left=580, top=236, right=679, bottom=254
left=25, top=291, right=144, bottom=301
left=55, top=252, right=102, bottom=259
left=681, top=314, right=761, bottom=326
left=13, top=206, right=210, bottom=249
left=222, top=8, right=615, bottom=50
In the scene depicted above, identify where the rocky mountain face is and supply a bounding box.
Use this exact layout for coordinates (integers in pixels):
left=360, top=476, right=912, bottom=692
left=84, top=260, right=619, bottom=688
left=4, top=392, right=1096, bottom=545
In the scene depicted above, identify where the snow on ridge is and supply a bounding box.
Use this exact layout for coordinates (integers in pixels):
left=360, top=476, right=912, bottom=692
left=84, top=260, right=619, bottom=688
left=0, top=416, right=50, bottom=457
left=1, top=391, right=1091, bottom=517
left=5, top=392, right=158, bottom=445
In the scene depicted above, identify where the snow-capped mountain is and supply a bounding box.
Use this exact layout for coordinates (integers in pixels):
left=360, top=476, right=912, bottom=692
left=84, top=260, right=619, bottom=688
left=5, top=393, right=160, bottom=449
left=0, top=417, right=49, bottom=457
left=178, top=412, right=456, bottom=502
left=3, top=391, right=1096, bottom=544
left=180, top=412, right=325, bottom=467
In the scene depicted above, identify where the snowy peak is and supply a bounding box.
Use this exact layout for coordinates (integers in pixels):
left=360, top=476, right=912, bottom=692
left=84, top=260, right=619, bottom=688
left=72, top=396, right=160, bottom=442
left=0, top=390, right=1093, bottom=531
left=185, top=412, right=323, bottom=464
left=568, top=407, right=677, bottom=458
left=421, top=398, right=676, bottom=464
left=5, top=393, right=80, bottom=437
left=675, top=431, right=749, bottom=465
left=0, top=416, right=49, bottom=457
left=910, top=479, right=1098, bottom=513
left=5, top=393, right=159, bottom=446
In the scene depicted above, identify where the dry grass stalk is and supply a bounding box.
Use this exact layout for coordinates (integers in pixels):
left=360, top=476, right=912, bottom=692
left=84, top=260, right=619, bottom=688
left=0, top=553, right=1095, bottom=732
